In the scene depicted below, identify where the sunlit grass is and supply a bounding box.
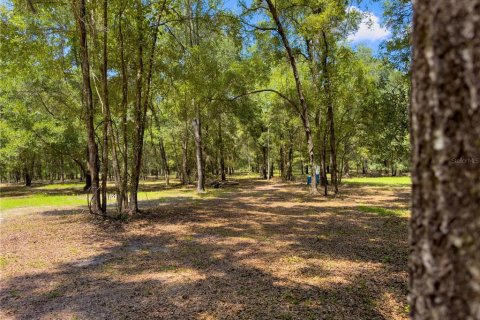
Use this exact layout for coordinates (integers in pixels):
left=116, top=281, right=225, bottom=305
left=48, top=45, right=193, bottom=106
left=343, top=176, right=411, bottom=186
left=0, top=185, right=228, bottom=211
left=0, top=194, right=87, bottom=211
left=35, top=183, right=85, bottom=190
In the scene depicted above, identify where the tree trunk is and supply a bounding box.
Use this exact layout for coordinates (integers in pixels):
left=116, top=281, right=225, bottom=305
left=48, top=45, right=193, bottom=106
left=128, top=0, right=144, bottom=213
left=218, top=115, right=226, bottom=181
left=410, top=1, right=480, bottom=319
left=118, top=6, right=129, bottom=212
left=286, top=134, right=293, bottom=181
left=74, top=0, right=101, bottom=214
left=60, top=156, right=65, bottom=182
left=261, top=145, right=267, bottom=179
left=159, top=138, right=170, bottom=186
left=181, top=132, right=189, bottom=185
left=322, top=32, right=338, bottom=194
left=100, top=0, right=109, bottom=214
left=192, top=109, right=205, bottom=193
left=280, top=144, right=286, bottom=181
left=265, top=0, right=317, bottom=193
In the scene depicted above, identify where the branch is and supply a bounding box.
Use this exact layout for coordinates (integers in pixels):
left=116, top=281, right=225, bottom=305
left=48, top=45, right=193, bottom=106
left=228, top=89, right=300, bottom=114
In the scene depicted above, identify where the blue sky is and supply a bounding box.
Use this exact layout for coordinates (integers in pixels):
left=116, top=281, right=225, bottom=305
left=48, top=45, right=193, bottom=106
left=1, top=0, right=390, bottom=53
left=222, top=0, right=390, bottom=54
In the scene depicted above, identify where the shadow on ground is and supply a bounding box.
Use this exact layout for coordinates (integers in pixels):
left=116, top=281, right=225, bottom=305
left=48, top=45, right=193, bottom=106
left=0, top=179, right=409, bottom=320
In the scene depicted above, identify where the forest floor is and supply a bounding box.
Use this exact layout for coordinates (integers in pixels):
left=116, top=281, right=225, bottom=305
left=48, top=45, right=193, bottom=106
left=0, top=177, right=410, bottom=320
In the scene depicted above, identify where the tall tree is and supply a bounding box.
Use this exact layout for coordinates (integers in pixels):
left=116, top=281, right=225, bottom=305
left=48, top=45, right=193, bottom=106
left=410, top=0, right=480, bottom=318
left=73, top=0, right=101, bottom=214
left=264, top=0, right=317, bottom=193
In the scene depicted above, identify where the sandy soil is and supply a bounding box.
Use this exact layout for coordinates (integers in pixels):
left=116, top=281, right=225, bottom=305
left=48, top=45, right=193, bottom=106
left=0, top=179, right=410, bottom=320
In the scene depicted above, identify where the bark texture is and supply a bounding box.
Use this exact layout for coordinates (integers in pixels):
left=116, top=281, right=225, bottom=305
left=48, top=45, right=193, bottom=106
left=74, top=0, right=101, bottom=213
left=192, top=116, right=205, bottom=193
left=410, top=1, right=480, bottom=319
left=265, top=0, right=317, bottom=193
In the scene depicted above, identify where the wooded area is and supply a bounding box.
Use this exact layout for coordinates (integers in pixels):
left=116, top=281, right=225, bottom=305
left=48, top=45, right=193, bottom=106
left=0, top=0, right=410, bottom=215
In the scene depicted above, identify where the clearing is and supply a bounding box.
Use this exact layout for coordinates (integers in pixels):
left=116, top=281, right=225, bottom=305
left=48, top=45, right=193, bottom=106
left=0, top=177, right=410, bottom=320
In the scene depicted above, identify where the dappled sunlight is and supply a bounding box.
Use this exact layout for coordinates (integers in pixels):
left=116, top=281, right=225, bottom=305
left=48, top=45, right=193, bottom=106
left=0, top=179, right=410, bottom=319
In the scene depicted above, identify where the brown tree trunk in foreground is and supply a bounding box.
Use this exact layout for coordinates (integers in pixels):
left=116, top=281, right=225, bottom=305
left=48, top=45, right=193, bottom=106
left=74, top=0, right=101, bottom=214
left=410, top=1, right=480, bottom=319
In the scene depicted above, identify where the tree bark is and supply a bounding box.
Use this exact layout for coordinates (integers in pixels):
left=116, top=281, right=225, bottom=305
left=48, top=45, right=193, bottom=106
left=181, top=130, right=189, bottom=185
left=319, top=112, right=328, bottom=196
left=118, top=6, right=129, bottom=211
left=159, top=138, right=170, bottom=186
left=100, top=0, right=109, bottom=214
left=321, top=31, right=338, bottom=194
left=74, top=0, right=101, bottom=213
left=410, top=1, right=480, bottom=319
left=192, top=110, right=205, bottom=193
left=218, top=115, right=226, bottom=181
left=128, top=0, right=144, bottom=213
left=265, top=0, right=317, bottom=193
left=261, top=145, right=267, bottom=179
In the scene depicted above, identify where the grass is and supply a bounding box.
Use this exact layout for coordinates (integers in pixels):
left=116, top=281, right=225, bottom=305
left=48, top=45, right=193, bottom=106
left=35, top=183, right=85, bottom=190
left=0, top=256, right=9, bottom=268
left=0, top=183, right=229, bottom=211
left=357, top=205, right=409, bottom=217
left=343, top=176, right=411, bottom=186
left=0, top=194, right=87, bottom=211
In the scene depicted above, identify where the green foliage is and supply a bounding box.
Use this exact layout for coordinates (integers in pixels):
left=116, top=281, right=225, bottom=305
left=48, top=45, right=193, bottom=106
left=0, top=0, right=411, bottom=196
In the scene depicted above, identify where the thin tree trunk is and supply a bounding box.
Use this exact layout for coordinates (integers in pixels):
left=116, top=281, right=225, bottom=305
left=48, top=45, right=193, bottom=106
left=129, top=0, right=144, bottom=213
left=410, top=1, right=480, bottom=319
left=218, top=115, right=226, bottom=181
left=74, top=0, right=101, bottom=213
left=286, top=132, right=293, bottom=181
left=118, top=5, right=129, bottom=211
left=60, top=156, right=65, bottom=182
left=265, top=0, right=317, bottom=193
left=322, top=31, right=338, bottom=194
left=159, top=138, right=169, bottom=186
left=181, top=126, right=189, bottom=185
left=100, top=0, right=109, bottom=214
left=262, top=145, right=267, bottom=179
left=192, top=105, right=205, bottom=193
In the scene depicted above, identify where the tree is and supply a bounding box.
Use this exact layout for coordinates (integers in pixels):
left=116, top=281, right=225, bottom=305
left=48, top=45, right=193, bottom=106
left=73, top=0, right=102, bottom=214
left=264, top=0, right=317, bottom=193
left=410, top=0, right=480, bottom=318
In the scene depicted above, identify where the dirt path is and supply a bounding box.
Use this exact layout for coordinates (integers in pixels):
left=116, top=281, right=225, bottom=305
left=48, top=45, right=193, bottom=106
left=0, top=179, right=410, bottom=320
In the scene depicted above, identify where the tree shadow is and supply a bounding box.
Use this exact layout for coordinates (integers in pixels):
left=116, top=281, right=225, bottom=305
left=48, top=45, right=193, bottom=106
left=0, top=179, right=409, bottom=319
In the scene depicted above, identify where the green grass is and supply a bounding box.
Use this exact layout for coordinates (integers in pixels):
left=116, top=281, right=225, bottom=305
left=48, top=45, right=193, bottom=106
left=343, top=176, right=411, bottom=186
left=35, top=183, right=85, bottom=190
left=0, top=185, right=228, bottom=211
left=0, top=256, right=9, bottom=268
left=357, top=205, right=409, bottom=217
left=0, top=194, right=87, bottom=211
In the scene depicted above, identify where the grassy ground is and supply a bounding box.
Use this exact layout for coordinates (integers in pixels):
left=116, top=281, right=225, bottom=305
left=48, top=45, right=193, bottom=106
left=0, top=177, right=410, bottom=319
left=0, top=179, right=226, bottom=212
left=0, top=176, right=410, bottom=212
left=343, top=176, right=411, bottom=186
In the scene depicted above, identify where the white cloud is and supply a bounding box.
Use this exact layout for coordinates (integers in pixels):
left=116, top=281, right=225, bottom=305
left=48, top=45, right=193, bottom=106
left=347, top=7, right=391, bottom=43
